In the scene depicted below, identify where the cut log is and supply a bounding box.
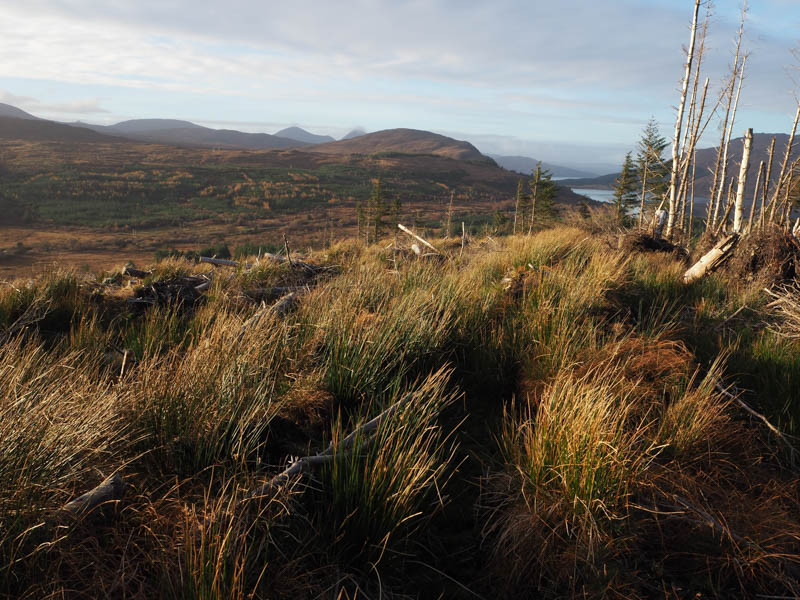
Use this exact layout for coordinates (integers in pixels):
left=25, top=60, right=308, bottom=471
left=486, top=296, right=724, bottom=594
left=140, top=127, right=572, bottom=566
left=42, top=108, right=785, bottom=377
left=61, top=473, right=125, bottom=517
left=682, top=234, right=739, bottom=284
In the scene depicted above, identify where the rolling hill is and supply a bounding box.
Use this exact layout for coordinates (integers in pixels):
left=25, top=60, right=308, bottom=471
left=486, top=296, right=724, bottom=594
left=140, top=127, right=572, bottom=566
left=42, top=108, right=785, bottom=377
left=275, top=126, right=335, bottom=144
left=342, top=128, right=367, bottom=140
left=0, top=116, right=125, bottom=143
left=311, top=128, right=489, bottom=161
left=489, top=154, right=597, bottom=178
left=0, top=103, right=41, bottom=120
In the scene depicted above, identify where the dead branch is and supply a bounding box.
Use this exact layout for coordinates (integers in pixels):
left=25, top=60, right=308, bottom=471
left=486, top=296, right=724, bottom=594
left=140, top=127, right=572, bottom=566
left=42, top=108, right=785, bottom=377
left=247, top=393, right=414, bottom=500
left=715, top=382, right=797, bottom=462
left=398, top=224, right=442, bottom=256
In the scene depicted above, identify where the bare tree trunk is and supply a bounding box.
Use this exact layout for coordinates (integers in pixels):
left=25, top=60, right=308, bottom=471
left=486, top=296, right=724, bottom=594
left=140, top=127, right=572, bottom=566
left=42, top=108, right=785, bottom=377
left=709, top=6, right=747, bottom=229
left=446, top=190, right=454, bottom=238
left=759, top=137, right=777, bottom=231
left=747, top=160, right=764, bottom=234
left=677, top=78, right=709, bottom=238
left=512, top=188, right=519, bottom=235
left=768, top=101, right=800, bottom=224
left=638, top=162, right=649, bottom=229
left=733, top=128, right=754, bottom=233
left=713, top=54, right=748, bottom=229
left=689, top=149, right=696, bottom=240
left=717, top=177, right=736, bottom=235
left=666, top=0, right=701, bottom=239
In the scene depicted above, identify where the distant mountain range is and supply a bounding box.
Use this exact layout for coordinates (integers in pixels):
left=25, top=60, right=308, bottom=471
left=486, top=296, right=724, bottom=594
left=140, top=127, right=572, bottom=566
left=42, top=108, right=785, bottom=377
left=488, top=154, right=597, bottom=178
left=0, top=103, right=490, bottom=163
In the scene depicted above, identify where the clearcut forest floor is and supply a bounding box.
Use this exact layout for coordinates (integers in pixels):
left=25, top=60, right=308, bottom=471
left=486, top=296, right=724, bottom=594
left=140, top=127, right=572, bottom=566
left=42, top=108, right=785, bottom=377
left=2, top=220, right=800, bottom=599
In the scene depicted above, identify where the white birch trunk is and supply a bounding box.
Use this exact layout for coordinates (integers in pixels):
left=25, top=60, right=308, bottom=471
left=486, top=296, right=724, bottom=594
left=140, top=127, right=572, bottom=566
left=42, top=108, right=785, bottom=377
left=666, top=0, right=701, bottom=239
left=733, top=128, right=753, bottom=233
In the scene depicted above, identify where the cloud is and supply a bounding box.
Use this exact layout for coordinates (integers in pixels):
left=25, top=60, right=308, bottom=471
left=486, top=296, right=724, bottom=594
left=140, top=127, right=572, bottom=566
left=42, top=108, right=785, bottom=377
left=0, top=0, right=797, bottom=158
left=0, top=89, right=109, bottom=115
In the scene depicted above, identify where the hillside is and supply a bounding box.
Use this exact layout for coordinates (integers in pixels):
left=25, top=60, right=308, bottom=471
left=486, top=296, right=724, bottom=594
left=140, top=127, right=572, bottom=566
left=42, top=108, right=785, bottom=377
left=275, top=126, right=335, bottom=144
left=489, top=154, right=597, bottom=178
left=0, top=116, right=126, bottom=143
left=2, top=224, right=800, bottom=598
left=561, top=132, right=800, bottom=198
left=312, top=128, right=489, bottom=161
left=0, top=103, right=41, bottom=120
left=342, top=127, right=366, bottom=140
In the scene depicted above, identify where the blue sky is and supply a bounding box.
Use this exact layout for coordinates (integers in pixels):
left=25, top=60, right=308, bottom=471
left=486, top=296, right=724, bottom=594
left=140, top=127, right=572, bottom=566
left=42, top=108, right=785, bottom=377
left=1, top=0, right=799, bottom=172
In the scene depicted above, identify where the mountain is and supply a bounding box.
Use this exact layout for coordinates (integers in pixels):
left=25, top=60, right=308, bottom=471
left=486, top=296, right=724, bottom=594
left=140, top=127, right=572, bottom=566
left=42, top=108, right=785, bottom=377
left=342, top=128, right=366, bottom=140
left=489, top=154, right=597, bottom=178
left=562, top=132, right=800, bottom=197
left=108, top=118, right=204, bottom=133
left=275, top=126, right=334, bottom=144
left=312, top=128, right=488, bottom=161
left=110, top=126, right=305, bottom=150
left=0, top=116, right=125, bottom=143
left=0, top=103, right=41, bottom=121
left=67, top=118, right=306, bottom=150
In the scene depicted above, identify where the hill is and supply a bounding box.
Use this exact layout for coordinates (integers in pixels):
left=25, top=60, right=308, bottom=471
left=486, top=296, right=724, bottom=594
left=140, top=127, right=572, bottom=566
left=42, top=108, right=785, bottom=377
left=561, top=132, right=800, bottom=200
left=0, top=116, right=125, bottom=143
left=275, top=126, right=335, bottom=144
left=341, top=128, right=366, bottom=140
left=489, top=154, right=597, bottom=178
left=312, top=128, right=489, bottom=161
left=0, top=103, right=41, bottom=120
left=111, top=125, right=306, bottom=150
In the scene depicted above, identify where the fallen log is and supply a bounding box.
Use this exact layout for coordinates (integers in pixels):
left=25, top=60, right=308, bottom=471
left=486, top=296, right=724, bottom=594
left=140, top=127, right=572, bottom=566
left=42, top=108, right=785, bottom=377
left=200, top=253, right=329, bottom=274
left=236, top=290, right=307, bottom=340
left=682, top=233, right=739, bottom=284
left=123, top=266, right=152, bottom=279
left=247, top=393, right=414, bottom=500
left=60, top=473, right=125, bottom=518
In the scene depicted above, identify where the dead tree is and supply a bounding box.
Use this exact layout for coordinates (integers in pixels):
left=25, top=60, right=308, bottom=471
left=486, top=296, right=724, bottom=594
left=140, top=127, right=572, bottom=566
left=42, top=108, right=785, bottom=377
left=732, top=128, right=754, bottom=233
left=666, top=0, right=701, bottom=239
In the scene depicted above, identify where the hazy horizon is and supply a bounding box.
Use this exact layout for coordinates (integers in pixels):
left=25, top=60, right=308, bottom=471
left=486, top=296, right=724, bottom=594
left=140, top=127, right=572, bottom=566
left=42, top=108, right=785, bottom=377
left=2, top=0, right=799, bottom=172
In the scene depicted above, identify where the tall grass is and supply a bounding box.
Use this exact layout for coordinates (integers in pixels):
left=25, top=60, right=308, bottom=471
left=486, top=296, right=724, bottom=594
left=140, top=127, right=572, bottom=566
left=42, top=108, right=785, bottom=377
left=2, top=225, right=800, bottom=598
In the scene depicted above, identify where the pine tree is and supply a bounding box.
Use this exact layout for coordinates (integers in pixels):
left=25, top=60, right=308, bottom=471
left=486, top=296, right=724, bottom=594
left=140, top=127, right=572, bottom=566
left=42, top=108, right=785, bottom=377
left=356, top=199, right=364, bottom=242
left=613, top=152, right=639, bottom=225
left=528, top=163, right=556, bottom=233
left=367, top=177, right=386, bottom=243
left=636, top=118, right=669, bottom=226
left=513, top=180, right=525, bottom=234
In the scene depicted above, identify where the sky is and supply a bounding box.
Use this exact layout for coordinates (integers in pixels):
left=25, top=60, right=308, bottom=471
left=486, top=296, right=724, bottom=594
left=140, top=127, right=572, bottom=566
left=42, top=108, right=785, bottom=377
left=1, top=0, right=799, bottom=173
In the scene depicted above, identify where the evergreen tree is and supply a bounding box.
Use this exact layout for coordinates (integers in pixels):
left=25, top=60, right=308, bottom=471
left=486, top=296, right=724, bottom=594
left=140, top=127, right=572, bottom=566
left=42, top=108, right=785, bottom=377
left=636, top=117, right=669, bottom=225
left=613, top=152, right=639, bottom=225
left=513, top=180, right=525, bottom=234
left=528, top=163, right=556, bottom=233
left=356, top=199, right=364, bottom=242
left=367, top=177, right=386, bottom=243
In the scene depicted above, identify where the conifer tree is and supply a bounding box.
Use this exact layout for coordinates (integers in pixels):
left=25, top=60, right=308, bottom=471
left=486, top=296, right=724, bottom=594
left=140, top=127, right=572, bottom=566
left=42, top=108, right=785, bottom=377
left=528, top=163, right=556, bottom=233
left=636, top=118, right=668, bottom=227
left=613, top=152, right=639, bottom=225
left=513, top=180, right=525, bottom=234
left=367, top=177, right=386, bottom=243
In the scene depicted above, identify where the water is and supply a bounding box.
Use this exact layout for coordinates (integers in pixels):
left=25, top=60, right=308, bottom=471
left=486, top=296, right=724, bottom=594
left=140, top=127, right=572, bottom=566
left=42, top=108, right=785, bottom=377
left=570, top=188, right=615, bottom=203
